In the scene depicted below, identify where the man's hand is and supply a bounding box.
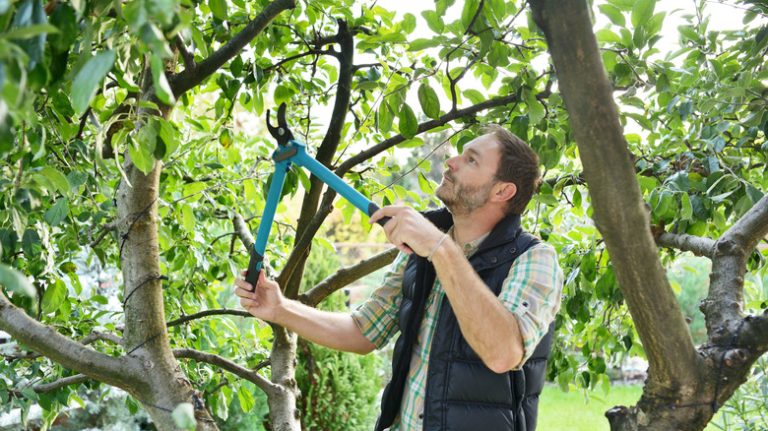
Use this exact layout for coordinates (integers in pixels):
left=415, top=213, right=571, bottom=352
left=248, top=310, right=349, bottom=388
left=370, top=206, right=445, bottom=257
left=234, top=270, right=284, bottom=323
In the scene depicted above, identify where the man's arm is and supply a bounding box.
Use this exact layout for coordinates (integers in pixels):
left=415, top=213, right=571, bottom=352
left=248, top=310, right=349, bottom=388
left=430, top=240, right=525, bottom=373
left=235, top=271, right=376, bottom=355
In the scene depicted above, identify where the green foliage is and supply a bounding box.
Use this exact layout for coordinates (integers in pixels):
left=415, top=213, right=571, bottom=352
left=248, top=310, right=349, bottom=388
left=668, top=256, right=711, bottom=344
left=708, top=357, right=768, bottom=430
left=296, top=293, right=383, bottom=431
left=295, top=246, right=383, bottom=431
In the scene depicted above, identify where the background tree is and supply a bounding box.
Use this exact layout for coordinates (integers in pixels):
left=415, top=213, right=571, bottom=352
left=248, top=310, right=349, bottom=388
left=530, top=0, right=768, bottom=429
left=0, top=0, right=766, bottom=430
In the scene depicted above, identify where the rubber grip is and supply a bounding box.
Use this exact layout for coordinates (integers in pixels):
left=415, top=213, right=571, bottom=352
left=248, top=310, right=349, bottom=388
left=368, top=202, right=391, bottom=226
left=245, top=248, right=263, bottom=291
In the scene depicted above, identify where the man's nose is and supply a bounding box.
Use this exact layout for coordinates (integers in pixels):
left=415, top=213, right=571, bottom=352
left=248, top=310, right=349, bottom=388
left=446, top=156, right=458, bottom=170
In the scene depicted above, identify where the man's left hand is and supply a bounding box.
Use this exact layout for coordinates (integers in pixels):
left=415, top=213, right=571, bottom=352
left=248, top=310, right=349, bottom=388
left=370, top=206, right=445, bottom=257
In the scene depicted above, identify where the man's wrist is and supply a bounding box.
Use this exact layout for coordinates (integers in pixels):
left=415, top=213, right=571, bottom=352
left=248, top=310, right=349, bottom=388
left=271, top=298, right=294, bottom=326
left=430, top=236, right=457, bottom=266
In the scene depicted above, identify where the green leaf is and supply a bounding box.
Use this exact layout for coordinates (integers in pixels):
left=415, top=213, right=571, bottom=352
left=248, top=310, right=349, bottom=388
left=398, top=103, right=418, bottom=139
left=150, top=54, right=176, bottom=105
left=44, top=198, right=68, bottom=226
left=172, top=403, right=197, bottom=430
left=398, top=137, right=424, bottom=148
left=128, top=142, right=154, bottom=176
left=39, top=166, right=71, bottom=195
left=526, top=93, right=545, bottom=125
left=598, top=4, right=625, bottom=26
left=417, top=172, right=434, bottom=194
left=42, top=279, right=66, bottom=314
left=408, top=37, right=445, bottom=51
left=631, top=0, right=655, bottom=28
left=157, top=119, right=179, bottom=159
left=22, top=229, right=41, bottom=257
left=417, top=84, right=440, bottom=119
left=402, top=13, right=416, bottom=33
left=461, top=0, right=481, bottom=32
left=646, top=11, right=666, bottom=37
left=237, top=385, right=255, bottom=411
left=71, top=50, right=115, bottom=115
left=0, top=264, right=35, bottom=298
left=209, top=0, right=228, bottom=20
left=680, top=193, right=693, bottom=220
left=463, top=89, right=484, bottom=105
left=488, top=41, right=509, bottom=68
left=181, top=204, right=195, bottom=232
left=421, top=10, right=444, bottom=33
left=3, top=23, right=59, bottom=40
left=596, top=29, right=622, bottom=44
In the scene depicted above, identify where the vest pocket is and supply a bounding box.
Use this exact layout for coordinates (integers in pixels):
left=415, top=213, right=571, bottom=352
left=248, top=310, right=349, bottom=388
left=446, top=360, right=514, bottom=406
left=444, top=403, right=515, bottom=431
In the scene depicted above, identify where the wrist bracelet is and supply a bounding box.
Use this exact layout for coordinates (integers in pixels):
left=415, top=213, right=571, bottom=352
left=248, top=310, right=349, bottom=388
left=427, top=233, right=449, bottom=262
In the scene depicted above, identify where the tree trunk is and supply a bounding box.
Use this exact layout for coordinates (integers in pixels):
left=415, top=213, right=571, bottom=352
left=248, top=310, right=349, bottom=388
left=266, top=327, right=301, bottom=431
left=117, top=107, right=218, bottom=430
left=529, top=1, right=768, bottom=430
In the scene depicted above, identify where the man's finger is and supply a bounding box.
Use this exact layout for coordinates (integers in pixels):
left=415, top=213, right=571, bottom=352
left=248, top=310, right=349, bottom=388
left=235, top=287, right=256, bottom=298
left=234, top=279, right=254, bottom=291
left=369, top=205, right=408, bottom=224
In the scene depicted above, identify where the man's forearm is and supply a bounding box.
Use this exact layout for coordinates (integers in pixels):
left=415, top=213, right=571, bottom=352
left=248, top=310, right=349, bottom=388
left=431, top=240, right=524, bottom=373
left=272, top=299, right=376, bottom=355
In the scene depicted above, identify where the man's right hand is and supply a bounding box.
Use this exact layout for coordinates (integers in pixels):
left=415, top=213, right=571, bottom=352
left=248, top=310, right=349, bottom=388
left=234, top=270, right=284, bottom=323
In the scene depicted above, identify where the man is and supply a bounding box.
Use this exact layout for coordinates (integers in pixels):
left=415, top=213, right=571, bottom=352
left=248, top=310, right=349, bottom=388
left=235, top=125, right=564, bottom=431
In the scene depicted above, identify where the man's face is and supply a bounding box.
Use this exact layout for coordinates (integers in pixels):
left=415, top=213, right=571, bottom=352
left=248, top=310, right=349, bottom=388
left=436, top=134, right=501, bottom=215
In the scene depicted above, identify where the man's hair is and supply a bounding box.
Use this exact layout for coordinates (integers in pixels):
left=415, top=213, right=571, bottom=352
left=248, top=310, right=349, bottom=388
left=483, top=124, right=541, bottom=215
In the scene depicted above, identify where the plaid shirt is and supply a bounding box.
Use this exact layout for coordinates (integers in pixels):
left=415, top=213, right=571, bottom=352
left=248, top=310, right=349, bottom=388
left=351, top=229, right=564, bottom=431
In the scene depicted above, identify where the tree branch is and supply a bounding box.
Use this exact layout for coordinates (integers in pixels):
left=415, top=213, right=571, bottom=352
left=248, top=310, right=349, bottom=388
left=530, top=0, right=701, bottom=388
left=655, top=232, right=716, bottom=258
left=89, top=221, right=117, bottom=248
left=721, top=194, right=768, bottom=252
left=0, top=293, right=142, bottom=390
left=34, top=374, right=89, bottom=393
left=233, top=212, right=255, bottom=250
left=81, top=331, right=123, bottom=346
left=740, top=313, right=768, bottom=352
left=167, top=309, right=252, bottom=328
left=169, top=0, right=296, bottom=96
left=299, top=247, right=398, bottom=306
left=173, top=348, right=278, bottom=397
left=264, top=49, right=333, bottom=73
left=704, top=195, right=768, bottom=340
left=174, top=34, right=195, bottom=70
left=285, top=20, right=355, bottom=299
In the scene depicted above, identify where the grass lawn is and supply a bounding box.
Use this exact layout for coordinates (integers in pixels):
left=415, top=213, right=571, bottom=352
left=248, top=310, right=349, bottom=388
left=538, top=383, right=642, bottom=431
left=537, top=383, right=742, bottom=431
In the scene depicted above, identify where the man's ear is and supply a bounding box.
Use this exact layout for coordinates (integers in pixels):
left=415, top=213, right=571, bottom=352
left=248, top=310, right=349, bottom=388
left=492, top=181, right=517, bottom=204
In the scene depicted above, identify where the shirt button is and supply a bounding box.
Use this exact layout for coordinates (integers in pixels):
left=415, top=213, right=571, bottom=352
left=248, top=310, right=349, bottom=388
left=491, top=256, right=498, bottom=263
left=419, top=412, right=424, bottom=419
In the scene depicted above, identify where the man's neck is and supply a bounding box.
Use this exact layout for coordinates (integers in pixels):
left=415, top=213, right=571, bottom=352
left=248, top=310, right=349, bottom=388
left=450, top=207, right=505, bottom=248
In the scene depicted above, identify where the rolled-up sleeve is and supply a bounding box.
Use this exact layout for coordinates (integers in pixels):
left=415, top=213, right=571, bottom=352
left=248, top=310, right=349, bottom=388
left=351, top=252, right=408, bottom=349
left=498, top=243, right=564, bottom=369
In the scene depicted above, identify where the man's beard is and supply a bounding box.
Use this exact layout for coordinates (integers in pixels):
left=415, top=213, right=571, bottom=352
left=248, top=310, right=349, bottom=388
left=436, top=172, right=495, bottom=215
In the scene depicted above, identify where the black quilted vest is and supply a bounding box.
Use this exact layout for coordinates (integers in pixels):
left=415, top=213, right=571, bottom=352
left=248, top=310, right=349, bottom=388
left=375, top=208, right=555, bottom=431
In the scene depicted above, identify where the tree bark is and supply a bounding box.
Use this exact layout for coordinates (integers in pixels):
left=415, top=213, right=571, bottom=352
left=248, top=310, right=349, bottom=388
left=267, top=328, right=301, bottom=431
